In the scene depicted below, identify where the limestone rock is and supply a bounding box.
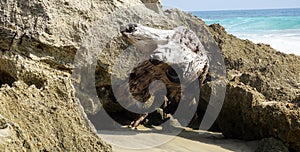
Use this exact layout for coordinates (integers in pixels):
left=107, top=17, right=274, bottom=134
left=0, top=54, right=111, bottom=151
left=0, top=0, right=148, bottom=151
left=208, top=24, right=300, bottom=151
left=141, top=0, right=163, bottom=14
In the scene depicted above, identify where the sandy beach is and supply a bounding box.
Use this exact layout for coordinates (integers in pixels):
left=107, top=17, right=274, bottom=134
left=98, top=128, right=258, bottom=152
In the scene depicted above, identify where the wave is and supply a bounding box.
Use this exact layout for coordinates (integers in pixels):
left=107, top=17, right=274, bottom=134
left=234, top=32, right=300, bottom=56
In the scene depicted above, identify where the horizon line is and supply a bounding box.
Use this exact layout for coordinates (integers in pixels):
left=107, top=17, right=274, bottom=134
left=162, top=6, right=300, bottom=12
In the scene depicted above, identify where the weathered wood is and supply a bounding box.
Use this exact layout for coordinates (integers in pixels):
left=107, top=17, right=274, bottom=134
left=119, top=24, right=209, bottom=128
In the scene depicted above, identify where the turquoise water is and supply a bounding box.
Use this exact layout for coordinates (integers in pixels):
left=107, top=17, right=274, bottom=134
left=191, top=8, right=300, bottom=55
left=191, top=8, right=300, bottom=33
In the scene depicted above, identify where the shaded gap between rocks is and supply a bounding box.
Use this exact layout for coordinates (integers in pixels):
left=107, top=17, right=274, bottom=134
left=0, top=70, right=16, bottom=87
left=23, top=76, right=46, bottom=89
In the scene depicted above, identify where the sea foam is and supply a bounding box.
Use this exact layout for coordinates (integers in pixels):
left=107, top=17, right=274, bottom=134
left=234, top=30, right=300, bottom=56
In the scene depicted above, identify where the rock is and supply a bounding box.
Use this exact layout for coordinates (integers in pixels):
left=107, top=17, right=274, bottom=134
left=141, top=0, right=163, bottom=14
left=209, top=23, right=300, bottom=102
left=255, top=138, right=289, bottom=152
left=0, top=54, right=111, bottom=151
left=208, top=24, right=300, bottom=151
left=0, top=0, right=149, bottom=151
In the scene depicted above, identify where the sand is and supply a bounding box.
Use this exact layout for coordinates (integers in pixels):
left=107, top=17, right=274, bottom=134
left=98, top=128, right=258, bottom=152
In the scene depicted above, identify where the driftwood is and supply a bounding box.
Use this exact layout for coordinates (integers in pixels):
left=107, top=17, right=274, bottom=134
left=118, top=24, right=209, bottom=128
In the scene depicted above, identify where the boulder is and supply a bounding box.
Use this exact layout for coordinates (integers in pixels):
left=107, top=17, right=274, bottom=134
left=0, top=57, right=110, bottom=151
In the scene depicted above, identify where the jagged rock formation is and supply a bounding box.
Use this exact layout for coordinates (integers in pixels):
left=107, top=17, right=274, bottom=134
left=208, top=24, right=300, bottom=151
left=0, top=56, right=110, bottom=151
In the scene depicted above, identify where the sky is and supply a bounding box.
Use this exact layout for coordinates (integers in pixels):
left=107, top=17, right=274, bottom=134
left=162, top=0, right=300, bottom=11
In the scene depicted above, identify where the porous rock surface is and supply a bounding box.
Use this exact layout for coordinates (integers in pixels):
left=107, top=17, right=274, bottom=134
left=0, top=55, right=110, bottom=151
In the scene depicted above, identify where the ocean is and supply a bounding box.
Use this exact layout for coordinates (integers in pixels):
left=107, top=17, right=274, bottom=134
left=191, top=8, right=300, bottom=55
